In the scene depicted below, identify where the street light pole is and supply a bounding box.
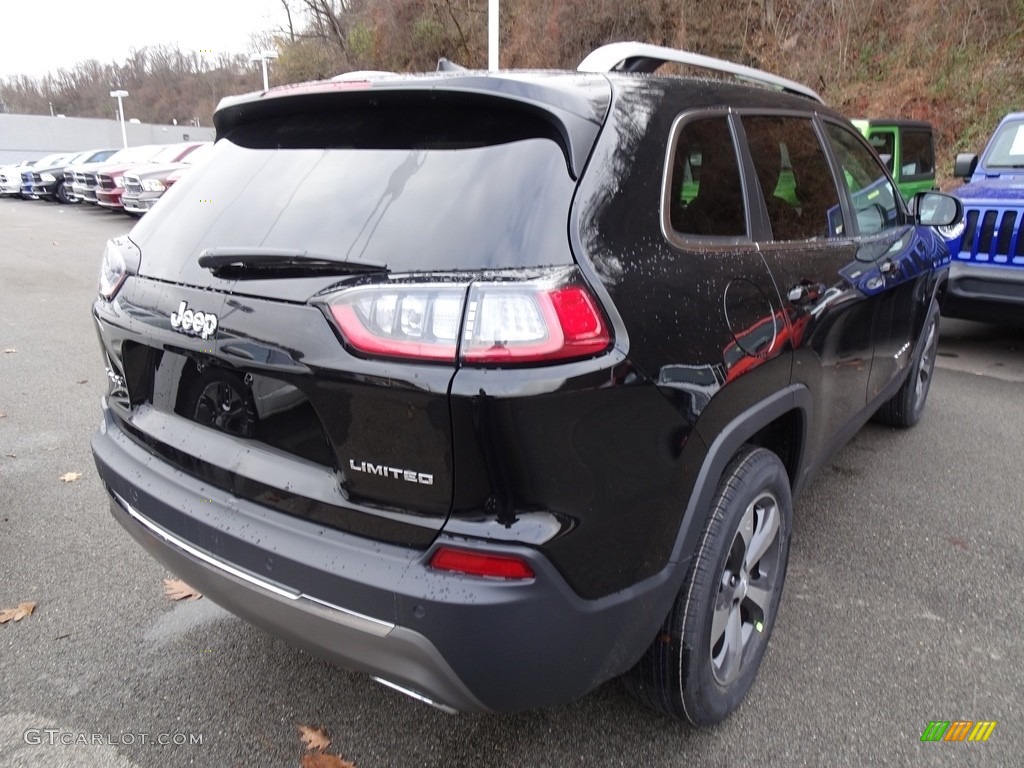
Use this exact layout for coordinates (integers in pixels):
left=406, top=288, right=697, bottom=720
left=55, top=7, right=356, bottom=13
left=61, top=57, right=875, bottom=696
left=250, top=51, right=279, bottom=90
left=110, top=90, right=129, bottom=148
left=488, top=0, right=499, bottom=71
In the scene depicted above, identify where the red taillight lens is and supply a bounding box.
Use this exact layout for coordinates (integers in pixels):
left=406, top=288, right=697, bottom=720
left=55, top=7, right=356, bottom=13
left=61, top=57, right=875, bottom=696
left=429, top=547, right=535, bottom=580
left=326, top=284, right=466, bottom=362
left=462, top=283, right=610, bottom=364
left=323, top=270, right=611, bottom=365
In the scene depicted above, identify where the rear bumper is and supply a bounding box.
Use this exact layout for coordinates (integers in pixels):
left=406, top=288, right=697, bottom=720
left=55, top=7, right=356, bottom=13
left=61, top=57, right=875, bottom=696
left=106, top=488, right=482, bottom=713
left=92, top=402, right=677, bottom=712
left=943, top=262, right=1024, bottom=325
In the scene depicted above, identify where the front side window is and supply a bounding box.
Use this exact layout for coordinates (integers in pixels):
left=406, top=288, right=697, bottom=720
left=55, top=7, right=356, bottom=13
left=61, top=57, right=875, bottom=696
left=668, top=116, right=746, bottom=237
left=743, top=115, right=843, bottom=241
left=823, top=123, right=901, bottom=236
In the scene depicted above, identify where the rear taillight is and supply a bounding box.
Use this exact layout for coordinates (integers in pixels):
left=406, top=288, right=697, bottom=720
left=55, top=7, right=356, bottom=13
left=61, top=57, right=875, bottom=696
left=98, top=240, right=128, bottom=300
left=462, top=283, right=609, bottom=364
left=429, top=546, right=535, bottom=580
left=327, top=284, right=464, bottom=362
left=323, top=270, right=611, bottom=366
left=97, top=237, right=140, bottom=301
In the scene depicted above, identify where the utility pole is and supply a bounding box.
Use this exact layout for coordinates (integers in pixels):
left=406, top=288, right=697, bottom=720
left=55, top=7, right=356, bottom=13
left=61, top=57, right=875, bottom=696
left=250, top=51, right=279, bottom=90
left=488, top=0, right=499, bottom=71
left=110, top=90, right=129, bottom=148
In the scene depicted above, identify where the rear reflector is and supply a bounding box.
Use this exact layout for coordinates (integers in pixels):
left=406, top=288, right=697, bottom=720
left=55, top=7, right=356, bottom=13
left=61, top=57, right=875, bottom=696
left=429, top=546, right=536, bottom=580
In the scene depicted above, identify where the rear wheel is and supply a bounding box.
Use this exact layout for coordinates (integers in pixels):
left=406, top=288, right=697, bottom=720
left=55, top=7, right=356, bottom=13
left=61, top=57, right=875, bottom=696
left=624, top=446, right=792, bottom=726
left=873, top=300, right=939, bottom=428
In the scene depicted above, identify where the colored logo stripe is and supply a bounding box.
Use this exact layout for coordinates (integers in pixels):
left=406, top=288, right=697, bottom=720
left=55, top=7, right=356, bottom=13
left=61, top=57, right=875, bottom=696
left=921, top=721, right=950, bottom=742
left=944, top=721, right=973, bottom=741
left=969, top=722, right=997, bottom=742
left=920, top=720, right=997, bottom=742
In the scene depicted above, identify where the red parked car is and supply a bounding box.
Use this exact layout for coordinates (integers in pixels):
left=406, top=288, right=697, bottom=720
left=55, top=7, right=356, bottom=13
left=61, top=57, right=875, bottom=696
left=95, top=143, right=205, bottom=211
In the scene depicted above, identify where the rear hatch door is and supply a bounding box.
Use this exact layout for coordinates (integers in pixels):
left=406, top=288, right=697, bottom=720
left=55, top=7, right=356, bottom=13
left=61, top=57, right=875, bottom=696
left=117, top=78, right=606, bottom=546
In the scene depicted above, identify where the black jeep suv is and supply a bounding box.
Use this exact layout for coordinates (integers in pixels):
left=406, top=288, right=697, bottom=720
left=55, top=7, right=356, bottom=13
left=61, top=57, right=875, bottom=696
left=91, top=42, right=961, bottom=725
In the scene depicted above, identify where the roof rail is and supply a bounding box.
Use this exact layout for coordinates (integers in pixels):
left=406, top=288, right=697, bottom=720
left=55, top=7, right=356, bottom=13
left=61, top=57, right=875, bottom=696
left=578, top=42, right=823, bottom=104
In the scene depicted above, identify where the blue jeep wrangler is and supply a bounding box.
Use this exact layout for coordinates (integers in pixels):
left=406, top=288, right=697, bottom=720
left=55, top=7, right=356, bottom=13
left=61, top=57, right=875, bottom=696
left=943, top=112, right=1024, bottom=325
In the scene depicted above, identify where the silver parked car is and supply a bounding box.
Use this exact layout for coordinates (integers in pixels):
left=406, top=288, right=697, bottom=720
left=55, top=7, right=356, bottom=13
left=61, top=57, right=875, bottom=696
left=122, top=142, right=214, bottom=216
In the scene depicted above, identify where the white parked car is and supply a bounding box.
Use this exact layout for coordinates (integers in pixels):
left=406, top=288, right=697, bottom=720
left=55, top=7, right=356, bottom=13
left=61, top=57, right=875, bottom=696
left=0, top=159, right=38, bottom=196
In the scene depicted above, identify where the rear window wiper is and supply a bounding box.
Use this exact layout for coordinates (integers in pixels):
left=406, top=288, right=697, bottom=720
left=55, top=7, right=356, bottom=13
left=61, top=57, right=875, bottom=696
left=198, top=247, right=388, bottom=279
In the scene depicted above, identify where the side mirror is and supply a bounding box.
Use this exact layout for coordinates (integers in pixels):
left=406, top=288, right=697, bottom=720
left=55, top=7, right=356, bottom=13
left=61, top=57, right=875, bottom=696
left=912, top=191, right=963, bottom=228
left=953, top=153, right=978, bottom=180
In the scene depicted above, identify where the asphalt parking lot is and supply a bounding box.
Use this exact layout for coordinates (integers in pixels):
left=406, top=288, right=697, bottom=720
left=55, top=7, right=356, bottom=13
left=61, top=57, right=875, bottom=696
left=1, top=198, right=1022, bottom=767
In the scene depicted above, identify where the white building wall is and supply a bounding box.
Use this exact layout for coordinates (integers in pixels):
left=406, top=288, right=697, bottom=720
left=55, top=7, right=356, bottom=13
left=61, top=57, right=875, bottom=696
left=0, top=114, right=215, bottom=163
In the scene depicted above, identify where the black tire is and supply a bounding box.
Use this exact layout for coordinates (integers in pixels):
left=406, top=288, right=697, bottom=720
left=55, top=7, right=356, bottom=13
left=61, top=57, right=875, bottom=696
left=624, top=446, right=793, bottom=726
left=873, top=300, right=939, bottom=428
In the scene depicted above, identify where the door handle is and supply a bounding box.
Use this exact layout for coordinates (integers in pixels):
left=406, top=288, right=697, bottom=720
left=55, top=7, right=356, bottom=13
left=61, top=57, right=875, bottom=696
left=880, top=259, right=901, bottom=278
left=787, top=281, right=825, bottom=305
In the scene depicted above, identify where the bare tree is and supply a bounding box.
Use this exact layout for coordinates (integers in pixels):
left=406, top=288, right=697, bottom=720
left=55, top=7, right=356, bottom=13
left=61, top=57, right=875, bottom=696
left=280, top=0, right=297, bottom=42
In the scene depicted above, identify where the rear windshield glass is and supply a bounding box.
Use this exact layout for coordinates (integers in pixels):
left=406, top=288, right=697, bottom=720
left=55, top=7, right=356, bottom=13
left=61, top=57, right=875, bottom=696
left=131, top=108, right=578, bottom=272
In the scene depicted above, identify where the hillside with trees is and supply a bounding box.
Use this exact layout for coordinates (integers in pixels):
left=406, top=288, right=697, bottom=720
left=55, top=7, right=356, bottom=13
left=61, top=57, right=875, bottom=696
left=2, top=0, right=1020, bottom=184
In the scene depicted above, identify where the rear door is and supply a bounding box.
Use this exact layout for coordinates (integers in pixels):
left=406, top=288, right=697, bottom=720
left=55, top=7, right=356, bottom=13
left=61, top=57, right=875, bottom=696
left=741, top=113, right=879, bottom=465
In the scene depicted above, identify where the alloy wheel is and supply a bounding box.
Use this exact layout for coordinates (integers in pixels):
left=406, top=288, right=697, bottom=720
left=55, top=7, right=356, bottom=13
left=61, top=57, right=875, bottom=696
left=710, top=491, right=782, bottom=686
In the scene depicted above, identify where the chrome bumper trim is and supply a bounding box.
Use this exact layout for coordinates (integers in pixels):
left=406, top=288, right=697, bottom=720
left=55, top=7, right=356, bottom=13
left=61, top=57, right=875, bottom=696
left=111, top=489, right=395, bottom=637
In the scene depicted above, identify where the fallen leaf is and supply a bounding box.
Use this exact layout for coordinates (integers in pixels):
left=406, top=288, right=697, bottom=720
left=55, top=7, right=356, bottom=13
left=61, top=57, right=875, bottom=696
left=300, top=755, right=355, bottom=768
left=163, top=578, right=203, bottom=601
left=0, top=601, right=37, bottom=624
left=59, top=471, right=82, bottom=483
left=76, top=379, right=88, bottom=385
left=297, top=724, right=331, bottom=753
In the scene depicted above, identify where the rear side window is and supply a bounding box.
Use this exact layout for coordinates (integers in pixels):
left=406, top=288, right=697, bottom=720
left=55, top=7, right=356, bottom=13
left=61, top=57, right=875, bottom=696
left=743, top=115, right=843, bottom=241
left=823, top=123, right=901, bottom=236
left=668, top=116, right=746, bottom=237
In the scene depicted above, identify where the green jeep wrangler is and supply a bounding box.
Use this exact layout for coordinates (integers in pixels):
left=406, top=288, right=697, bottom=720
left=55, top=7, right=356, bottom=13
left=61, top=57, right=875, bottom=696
left=852, top=119, right=937, bottom=201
